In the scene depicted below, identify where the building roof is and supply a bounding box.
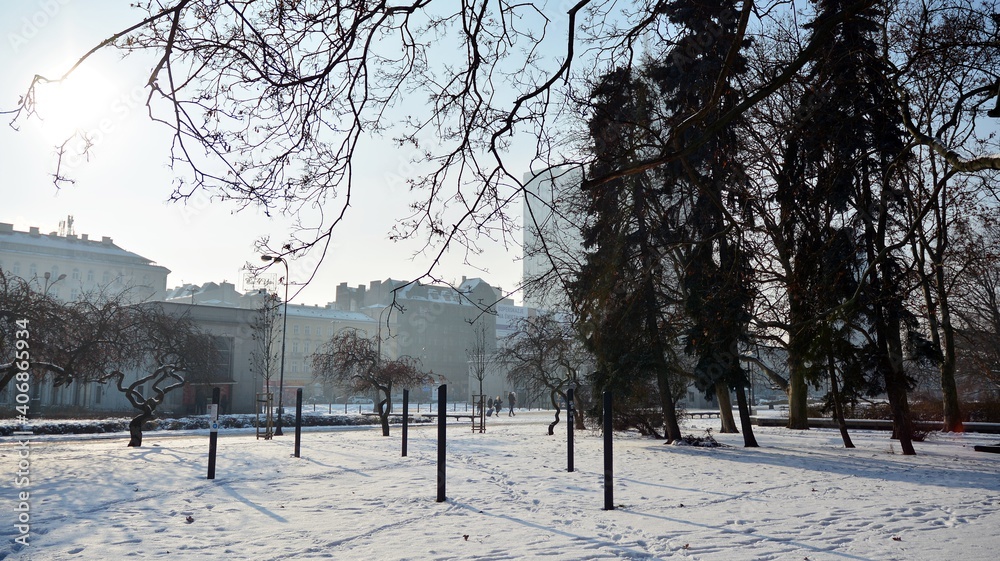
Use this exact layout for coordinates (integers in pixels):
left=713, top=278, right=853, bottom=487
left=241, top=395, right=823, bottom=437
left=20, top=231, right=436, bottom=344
left=285, top=303, right=375, bottom=323
left=0, top=222, right=170, bottom=273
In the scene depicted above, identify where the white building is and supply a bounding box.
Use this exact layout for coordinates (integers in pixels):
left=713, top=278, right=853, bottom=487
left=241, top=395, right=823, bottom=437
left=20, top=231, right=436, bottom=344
left=0, top=221, right=170, bottom=302
left=522, top=166, right=584, bottom=311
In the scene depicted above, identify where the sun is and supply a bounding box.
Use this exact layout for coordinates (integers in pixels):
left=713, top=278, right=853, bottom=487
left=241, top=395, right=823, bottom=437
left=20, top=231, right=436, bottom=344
left=33, top=64, right=118, bottom=144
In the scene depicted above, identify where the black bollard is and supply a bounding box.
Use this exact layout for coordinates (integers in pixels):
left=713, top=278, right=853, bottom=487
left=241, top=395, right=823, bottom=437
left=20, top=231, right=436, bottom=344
left=294, top=388, right=303, bottom=458
left=207, top=387, right=220, bottom=480
left=437, top=384, right=447, bottom=502
left=567, top=387, right=575, bottom=472
left=402, top=389, right=410, bottom=457
left=603, top=390, right=614, bottom=510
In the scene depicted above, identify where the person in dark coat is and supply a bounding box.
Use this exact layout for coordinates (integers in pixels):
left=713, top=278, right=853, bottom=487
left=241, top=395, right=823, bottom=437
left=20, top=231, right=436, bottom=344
left=507, top=391, right=517, bottom=416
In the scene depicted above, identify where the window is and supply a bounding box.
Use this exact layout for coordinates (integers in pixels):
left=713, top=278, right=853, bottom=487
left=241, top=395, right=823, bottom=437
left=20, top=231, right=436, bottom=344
left=72, top=268, right=81, bottom=280
left=12, top=262, right=20, bottom=275
left=87, top=270, right=94, bottom=282
left=292, top=342, right=300, bottom=354
left=102, top=271, right=111, bottom=284
left=304, top=325, right=311, bottom=336
left=70, top=289, right=79, bottom=300
left=293, top=324, right=300, bottom=335
left=29, top=264, right=37, bottom=277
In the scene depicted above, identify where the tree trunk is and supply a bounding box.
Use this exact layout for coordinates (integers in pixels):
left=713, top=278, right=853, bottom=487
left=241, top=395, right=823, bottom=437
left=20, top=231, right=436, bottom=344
left=641, top=265, right=682, bottom=442
left=937, top=284, right=963, bottom=432
left=548, top=408, right=561, bottom=436
left=656, top=367, right=682, bottom=443
left=734, top=384, right=758, bottom=447
left=573, top=393, right=586, bottom=430
left=128, top=410, right=152, bottom=447
left=716, top=385, right=738, bottom=433
left=886, top=375, right=916, bottom=455
left=786, top=345, right=810, bottom=430
left=884, top=323, right=916, bottom=455
left=828, top=352, right=854, bottom=448
left=378, top=399, right=390, bottom=436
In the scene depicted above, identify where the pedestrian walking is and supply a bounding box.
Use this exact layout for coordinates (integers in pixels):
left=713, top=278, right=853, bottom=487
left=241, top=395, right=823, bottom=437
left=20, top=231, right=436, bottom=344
left=508, top=391, right=517, bottom=416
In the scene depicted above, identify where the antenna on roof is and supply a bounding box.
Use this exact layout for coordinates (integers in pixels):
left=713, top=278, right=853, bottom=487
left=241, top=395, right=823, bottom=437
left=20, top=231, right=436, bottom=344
left=58, top=215, right=75, bottom=237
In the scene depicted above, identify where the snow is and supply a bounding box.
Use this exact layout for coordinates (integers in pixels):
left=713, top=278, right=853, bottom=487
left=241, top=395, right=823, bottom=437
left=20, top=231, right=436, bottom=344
left=2, top=410, right=999, bottom=560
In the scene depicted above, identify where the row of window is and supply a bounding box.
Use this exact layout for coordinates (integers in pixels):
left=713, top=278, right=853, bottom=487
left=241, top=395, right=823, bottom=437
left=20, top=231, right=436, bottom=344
left=0, top=263, right=151, bottom=289
left=0, top=382, right=103, bottom=406
left=287, top=324, right=373, bottom=339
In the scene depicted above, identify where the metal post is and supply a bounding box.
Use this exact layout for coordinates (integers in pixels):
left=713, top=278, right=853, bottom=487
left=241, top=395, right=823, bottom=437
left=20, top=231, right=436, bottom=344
left=436, top=384, right=447, bottom=503
left=294, top=388, right=303, bottom=458
left=603, top=390, right=614, bottom=510
left=275, top=262, right=288, bottom=436
left=207, top=387, right=220, bottom=480
left=567, top=387, right=575, bottom=472
left=402, top=389, right=410, bottom=457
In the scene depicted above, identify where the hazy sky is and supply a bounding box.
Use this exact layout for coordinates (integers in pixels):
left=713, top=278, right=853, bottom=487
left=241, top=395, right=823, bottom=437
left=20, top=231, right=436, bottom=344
left=1, top=1, right=527, bottom=305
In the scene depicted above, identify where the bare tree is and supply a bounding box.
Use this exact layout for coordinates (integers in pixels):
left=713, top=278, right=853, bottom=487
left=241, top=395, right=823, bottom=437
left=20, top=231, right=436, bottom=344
left=312, top=328, right=431, bottom=436
left=1, top=272, right=142, bottom=400
left=466, top=317, right=494, bottom=413
left=249, top=291, right=281, bottom=400
left=3, top=278, right=219, bottom=446
left=497, top=313, right=590, bottom=433
left=102, top=304, right=219, bottom=447
left=7, top=1, right=998, bottom=291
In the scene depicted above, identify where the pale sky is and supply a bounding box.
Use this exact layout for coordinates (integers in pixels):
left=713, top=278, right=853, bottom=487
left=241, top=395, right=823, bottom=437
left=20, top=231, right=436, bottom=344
left=1, top=1, right=527, bottom=306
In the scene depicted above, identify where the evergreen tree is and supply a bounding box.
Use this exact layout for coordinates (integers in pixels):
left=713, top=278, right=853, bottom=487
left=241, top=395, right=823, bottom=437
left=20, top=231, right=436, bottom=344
left=789, top=0, right=916, bottom=453
left=572, top=68, right=683, bottom=443
left=651, top=0, right=758, bottom=446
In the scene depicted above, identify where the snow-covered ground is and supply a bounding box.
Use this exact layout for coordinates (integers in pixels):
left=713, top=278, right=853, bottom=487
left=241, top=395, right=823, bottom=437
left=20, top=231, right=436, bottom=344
left=2, top=410, right=998, bottom=560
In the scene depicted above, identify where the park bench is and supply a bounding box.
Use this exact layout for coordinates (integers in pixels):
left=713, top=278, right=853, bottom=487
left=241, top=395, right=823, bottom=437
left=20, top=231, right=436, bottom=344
left=420, top=412, right=484, bottom=431
left=686, top=411, right=721, bottom=419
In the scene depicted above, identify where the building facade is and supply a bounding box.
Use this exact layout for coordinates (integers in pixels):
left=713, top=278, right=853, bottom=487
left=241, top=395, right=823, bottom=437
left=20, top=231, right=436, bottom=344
left=333, top=277, right=505, bottom=401
left=0, top=221, right=170, bottom=302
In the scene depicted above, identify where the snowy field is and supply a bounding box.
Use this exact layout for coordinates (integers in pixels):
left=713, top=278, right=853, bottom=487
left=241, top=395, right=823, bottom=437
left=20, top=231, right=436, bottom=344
left=2, top=410, right=999, bottom=560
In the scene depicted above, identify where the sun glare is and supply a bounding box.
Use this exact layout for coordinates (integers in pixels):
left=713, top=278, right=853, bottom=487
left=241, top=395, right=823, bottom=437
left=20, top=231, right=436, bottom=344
left=34, top=65, right=119, bottom=144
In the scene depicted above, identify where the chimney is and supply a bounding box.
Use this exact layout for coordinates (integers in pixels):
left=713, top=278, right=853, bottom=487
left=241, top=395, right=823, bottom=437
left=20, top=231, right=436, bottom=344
left=29, top=227, right=40, bottom=236
left=101, top=236, right=112, bottom=245
left=81, top=234, right=89, bottom=241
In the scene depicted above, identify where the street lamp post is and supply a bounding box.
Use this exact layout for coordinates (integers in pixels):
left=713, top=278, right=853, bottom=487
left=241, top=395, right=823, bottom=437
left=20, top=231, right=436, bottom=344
left=42, top=271, right=67, bottom=297
left=261, top=255, right=289, bottom=436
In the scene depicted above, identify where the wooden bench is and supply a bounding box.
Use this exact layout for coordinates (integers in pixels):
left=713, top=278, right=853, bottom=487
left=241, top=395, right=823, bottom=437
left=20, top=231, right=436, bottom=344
left=419, top=412, right=484, bottom=431
left=360, top=412, right=419, bottom=420
left=686, top=411, right=721, bottom=419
